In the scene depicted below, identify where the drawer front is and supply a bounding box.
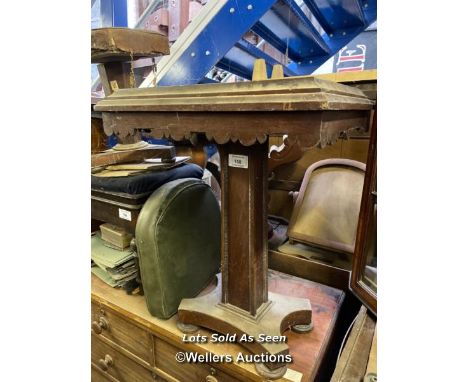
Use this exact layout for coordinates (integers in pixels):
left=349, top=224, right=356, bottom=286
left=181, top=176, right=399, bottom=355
left=91, top=302, right=152, bottom=364
left=154, top=338, right=240, bottom=382
left=92, top=365, right=115, bottom=382
left=92, top=335, right=161, bottom=382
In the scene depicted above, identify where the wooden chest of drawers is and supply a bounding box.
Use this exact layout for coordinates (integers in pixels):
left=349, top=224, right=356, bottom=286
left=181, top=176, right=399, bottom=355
left=91, top=271, right=344, bottom=382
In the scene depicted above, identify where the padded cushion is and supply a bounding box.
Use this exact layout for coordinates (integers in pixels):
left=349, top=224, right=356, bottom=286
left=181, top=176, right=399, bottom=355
left=135, top=178, right=220, bottom=319
left=91, top=163, right=203, bottom=195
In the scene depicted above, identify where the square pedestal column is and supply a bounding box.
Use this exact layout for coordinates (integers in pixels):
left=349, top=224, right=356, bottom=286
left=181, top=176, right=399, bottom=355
left=178, top=141, right=312, bottom=376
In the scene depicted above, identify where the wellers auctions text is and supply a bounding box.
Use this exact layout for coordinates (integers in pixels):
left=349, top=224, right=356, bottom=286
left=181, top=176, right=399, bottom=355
left=183, top=352, right=292, bottom=364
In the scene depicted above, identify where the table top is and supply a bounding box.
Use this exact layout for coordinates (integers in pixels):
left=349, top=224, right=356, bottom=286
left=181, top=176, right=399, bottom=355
left=94, top=76, right=374, bottom=147
left=92, top=270, right=345, bottom=381
left=94, top=76, right=373, bottom=112
left=95, top=76, right=373, bottom=147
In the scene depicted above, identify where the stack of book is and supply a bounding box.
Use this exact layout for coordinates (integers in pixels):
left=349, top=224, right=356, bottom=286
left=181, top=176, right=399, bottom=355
left=91, top=141, right=189, bottom=178
left=92, top=156, right=190, bottom=177
left=91, top=233, right=137, bottom=288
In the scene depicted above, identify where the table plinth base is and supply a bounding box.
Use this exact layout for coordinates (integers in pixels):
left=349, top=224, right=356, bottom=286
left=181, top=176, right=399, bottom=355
left=292, top=323, right=314, bottom=333
left=177, top=276, right=312, bottom=377
left=255, top=363, right=288, bottom=380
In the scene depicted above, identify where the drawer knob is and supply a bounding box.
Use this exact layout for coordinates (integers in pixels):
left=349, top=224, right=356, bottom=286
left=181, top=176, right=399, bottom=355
left=98, top=354, right=113, bottom=371
left=206, top=368, right=217, bottom=382
left=92, top=317, right=109, bottom=334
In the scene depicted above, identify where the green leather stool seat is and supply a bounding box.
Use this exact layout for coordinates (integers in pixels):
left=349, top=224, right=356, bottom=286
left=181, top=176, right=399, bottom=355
left=136, top=178, right=220, bottom=319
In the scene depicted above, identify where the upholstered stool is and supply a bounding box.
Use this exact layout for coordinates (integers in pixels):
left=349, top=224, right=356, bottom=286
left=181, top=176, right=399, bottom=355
left=91, top=163, right=203, bottom=234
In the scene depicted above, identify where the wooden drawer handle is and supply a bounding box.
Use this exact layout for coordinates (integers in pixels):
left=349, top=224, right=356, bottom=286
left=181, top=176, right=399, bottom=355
left=92, top=317, right=109, bottom=334
left=206, top=368, right=218, bottom=382
left=98, top=354, right=113, bottom=371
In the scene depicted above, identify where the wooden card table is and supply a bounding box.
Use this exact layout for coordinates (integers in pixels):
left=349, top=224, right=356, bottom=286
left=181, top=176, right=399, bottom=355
left=94, top=76, right=373, bottom=378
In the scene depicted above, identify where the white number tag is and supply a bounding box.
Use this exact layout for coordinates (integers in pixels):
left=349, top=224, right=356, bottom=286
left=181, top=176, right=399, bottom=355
left=118, top=208, right=132, bottom=221
left=228, top=154, right=248, bottom=169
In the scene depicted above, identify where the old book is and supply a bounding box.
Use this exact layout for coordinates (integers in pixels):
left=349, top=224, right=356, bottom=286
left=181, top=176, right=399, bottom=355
left=144, top=155, right=189, bottom=164
left=112, top=141, right=149, bottom=151
left=106, top=156, right=190, bottom=171
left=91, top=234, right=134, bottom=268
left=100, top=223, right=133, bottom=249
left=92, top=260, right=137, bottom=286
left=91, top=144, right=176, bottom=168
left=91, top=266, right=118, bottom=287
left=91, top=234, right=138, bottom=288
left=92, top=169, right=147, bottom=177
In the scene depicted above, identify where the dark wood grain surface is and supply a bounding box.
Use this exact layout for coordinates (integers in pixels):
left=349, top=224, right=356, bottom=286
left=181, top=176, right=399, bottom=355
left=220, top=142, right=268, bottom=313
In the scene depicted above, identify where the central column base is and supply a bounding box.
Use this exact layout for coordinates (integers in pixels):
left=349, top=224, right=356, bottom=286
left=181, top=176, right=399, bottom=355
left=177, top=275, right=312, bottom=376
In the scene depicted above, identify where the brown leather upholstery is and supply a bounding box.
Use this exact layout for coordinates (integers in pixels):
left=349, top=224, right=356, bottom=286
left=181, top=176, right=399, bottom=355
left=287, top=159, right=366, bottom=255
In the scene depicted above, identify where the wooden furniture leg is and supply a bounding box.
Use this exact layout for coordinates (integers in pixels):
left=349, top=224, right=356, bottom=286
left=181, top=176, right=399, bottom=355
left=178, top=141, right=312, bottom=378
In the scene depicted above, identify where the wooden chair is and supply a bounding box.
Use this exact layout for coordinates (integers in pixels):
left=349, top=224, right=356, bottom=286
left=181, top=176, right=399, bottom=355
left=278, top=158, right=366, bottom=269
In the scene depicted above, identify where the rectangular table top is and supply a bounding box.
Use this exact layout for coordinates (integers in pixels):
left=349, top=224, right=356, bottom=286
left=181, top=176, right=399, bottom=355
left=94, top=76, right=373, bottom=112
left=95, top=76, right=373, bottom=147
